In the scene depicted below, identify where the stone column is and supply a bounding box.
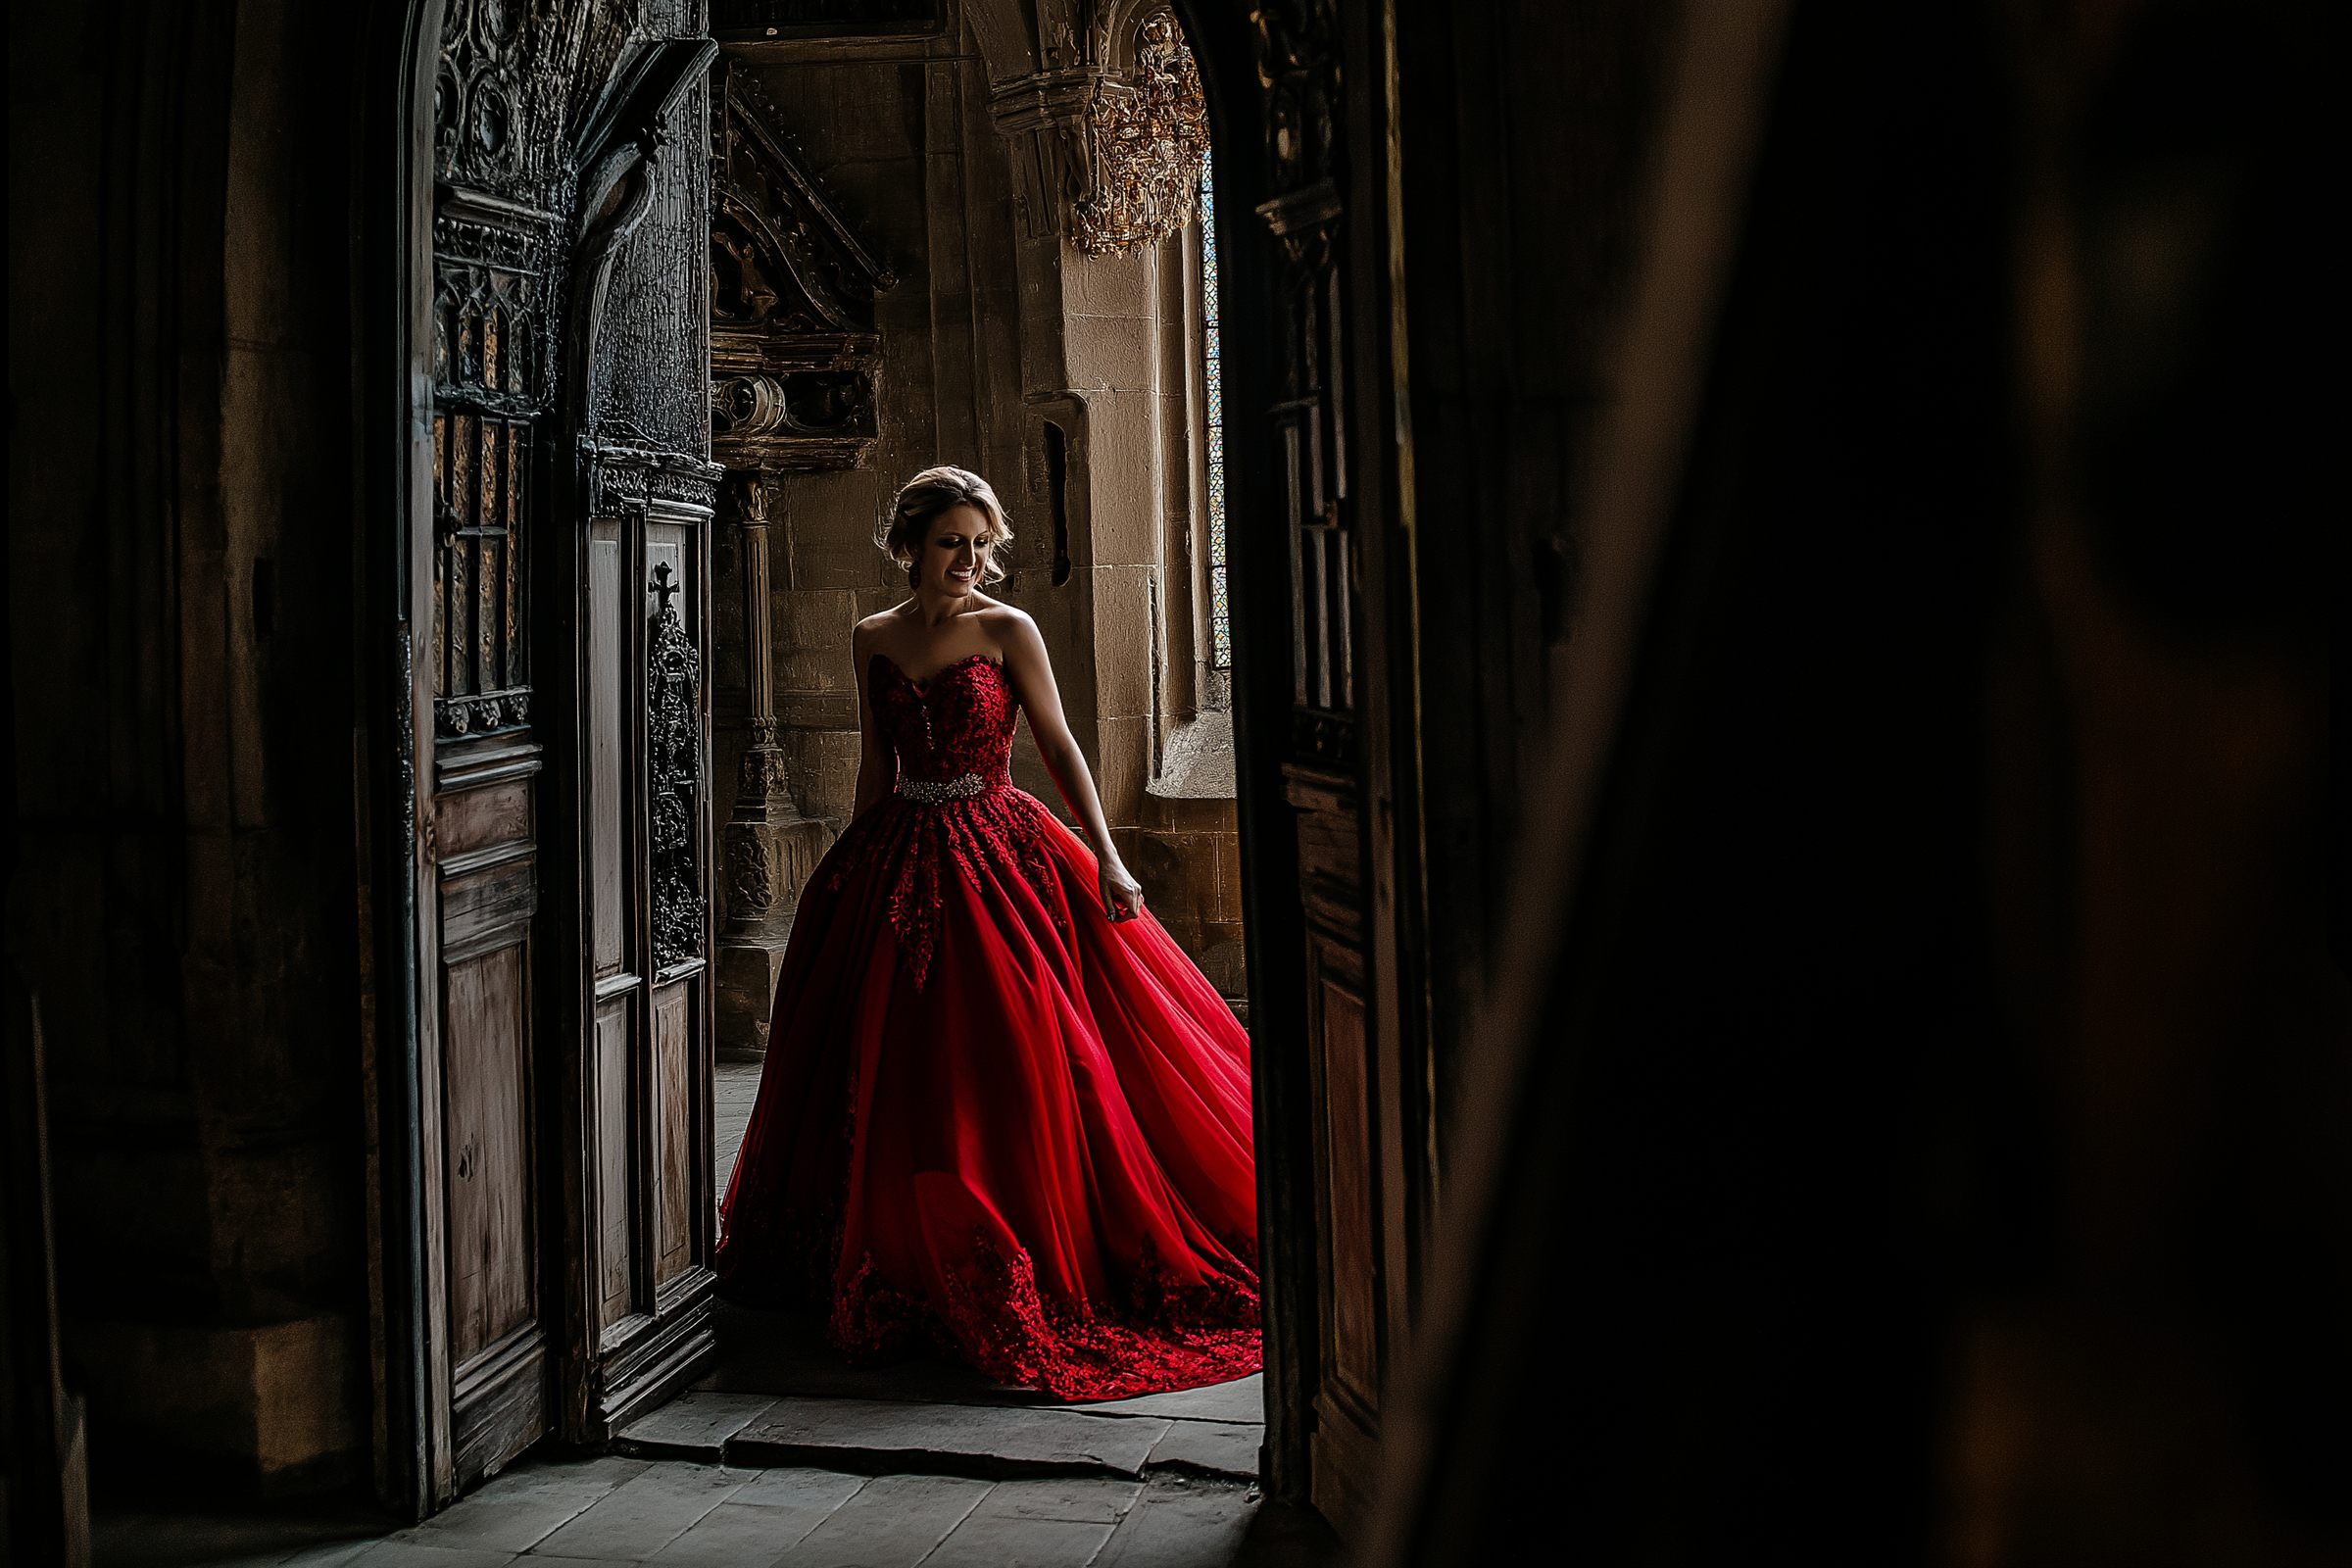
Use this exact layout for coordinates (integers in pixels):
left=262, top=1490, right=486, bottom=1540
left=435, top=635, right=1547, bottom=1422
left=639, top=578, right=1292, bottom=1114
left=990, top=17, right=1210, bottom=842
left=714, top=475, right=833, bottom=1058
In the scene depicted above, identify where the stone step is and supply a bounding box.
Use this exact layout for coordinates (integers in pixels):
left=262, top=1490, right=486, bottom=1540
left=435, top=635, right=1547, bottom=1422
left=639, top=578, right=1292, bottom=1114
left=613, top=1390, right=1262, bottom=1483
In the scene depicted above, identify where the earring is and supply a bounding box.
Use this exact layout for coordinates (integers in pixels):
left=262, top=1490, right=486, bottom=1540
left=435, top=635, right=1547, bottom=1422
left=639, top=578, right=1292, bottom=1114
left=906, top=562, right=920, bottom=590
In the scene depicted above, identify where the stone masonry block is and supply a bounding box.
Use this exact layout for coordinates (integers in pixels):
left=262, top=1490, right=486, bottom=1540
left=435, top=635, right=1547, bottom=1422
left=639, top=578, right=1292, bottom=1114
left=1068, top=310, right=1155, bottom=397
left=1090, top=566, right=1154, bottom=719
left=1065, top=250, right=1153, bottom=321
left=778, top=647, right=852, bottom=695
left=716, top=941, right=787, bottom=1060
left=1079, top=405, right=1163, bottom=565
left=788, top=726, right=863, bottom=820
left=775, top=691, right=859, bottom=731
left=782, top=466, right=887, bottom=548
left=777, top=604, right=859, bottom=697
left=67, top=1313, right=367, bottom=1494
left=803, top=539, right=888, bottom=591
left=1097, top=713, right=1150, bottom=827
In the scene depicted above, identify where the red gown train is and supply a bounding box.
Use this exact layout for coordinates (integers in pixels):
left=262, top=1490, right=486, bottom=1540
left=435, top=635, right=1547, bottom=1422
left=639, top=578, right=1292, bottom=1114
left=715, top=652, right=1260, bottom=1399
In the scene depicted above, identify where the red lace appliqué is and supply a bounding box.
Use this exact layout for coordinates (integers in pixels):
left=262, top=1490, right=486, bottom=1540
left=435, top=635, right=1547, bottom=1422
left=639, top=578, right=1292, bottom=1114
left=826, top=656, right=1067, bottom=990
left=830, top=1232, right=1262, bottom=1401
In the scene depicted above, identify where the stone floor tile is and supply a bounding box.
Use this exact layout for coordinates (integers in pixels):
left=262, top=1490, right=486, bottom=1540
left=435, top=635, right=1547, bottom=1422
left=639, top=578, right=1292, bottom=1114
left=1073, top=1375, right=1264, bottom=1426
left=731, top=1397, right=1168, bottom=1478
left=714, top=1061, right=760, bottom=1184
left=1092, top=1476, right=1259, bottom=1568
left=527, top=1462, right=749, bottom=1562
left=767, top=1473, right=992, bottom=1567
left=1144, top=1420, right=1259, bottom=1478
left=724, top=1467, right=868, bottom=1513
left=342, top=1542, right=519, bottom=1568
left=636, top=1499, right=841, bottom=1567
left=202, top=1538, right=385, bottom=1568
left=918, top=1511, right=1117, bottom=1567
left=614, top=1392, right=781, bottom=1461
left=965, top=1476, right=1144, bottom=1525
left=390, top=1456, right=652, bottom=1554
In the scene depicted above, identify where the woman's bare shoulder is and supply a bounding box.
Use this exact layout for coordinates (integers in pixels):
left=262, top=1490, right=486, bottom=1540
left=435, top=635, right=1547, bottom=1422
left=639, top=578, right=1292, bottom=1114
left=971, top=599, right=1040, bottom=645
left=853, top=604, right=909, bottom=648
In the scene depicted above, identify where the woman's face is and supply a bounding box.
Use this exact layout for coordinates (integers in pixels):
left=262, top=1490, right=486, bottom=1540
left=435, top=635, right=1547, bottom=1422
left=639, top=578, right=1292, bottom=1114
left=914, top=504, right=994, bottom=599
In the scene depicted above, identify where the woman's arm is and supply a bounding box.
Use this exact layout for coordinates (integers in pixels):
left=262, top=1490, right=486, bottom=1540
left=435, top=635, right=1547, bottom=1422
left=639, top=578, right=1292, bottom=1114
left=849, top=621, right=896, bottom=820
left=1000, top=612, right=1146, bottom=922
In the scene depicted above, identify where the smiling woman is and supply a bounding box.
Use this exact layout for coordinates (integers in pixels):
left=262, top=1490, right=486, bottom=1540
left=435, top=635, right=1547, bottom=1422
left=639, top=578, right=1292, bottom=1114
left=712, top=464, right=1264, bottom=1400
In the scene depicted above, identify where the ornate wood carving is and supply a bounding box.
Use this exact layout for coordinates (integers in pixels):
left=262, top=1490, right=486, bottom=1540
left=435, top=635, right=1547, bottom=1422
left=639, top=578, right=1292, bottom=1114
left=436, top=0, right=643, bottom=203
left=649, top=563, right=706, bottom=971
left=429, top=0, right=688, bottom=740
left=429, top=0, right=586, bottom=741
left=407, top=0, right=731, bottom=1497
left=591, top=442, right=727, bottom=517
left=710, top=63, right=896, bottom=473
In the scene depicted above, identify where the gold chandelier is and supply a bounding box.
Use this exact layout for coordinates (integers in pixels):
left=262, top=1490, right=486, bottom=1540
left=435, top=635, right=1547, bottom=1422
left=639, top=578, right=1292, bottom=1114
left=1074, top=12, right=1210, bottom=259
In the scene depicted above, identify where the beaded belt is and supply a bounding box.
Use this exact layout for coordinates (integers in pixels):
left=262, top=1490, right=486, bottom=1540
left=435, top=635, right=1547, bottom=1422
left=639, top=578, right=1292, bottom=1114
left=897, top=771, right=991, bottom=805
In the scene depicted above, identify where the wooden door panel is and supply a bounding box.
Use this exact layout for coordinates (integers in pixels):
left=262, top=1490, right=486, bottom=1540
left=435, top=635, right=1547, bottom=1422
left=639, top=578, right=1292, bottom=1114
left=644, top=531, right=685, bottom=625
left=439, top=779, right=531, bottom=858
left=653, top=980, right=694, bottom=1284
left=444, top=940, right=534, bottom=1364
left=441, top=855, right=538, bottom=960
left=450, top=1324, right=544, bottom=1491
left=590, top=519, right=630, bottom=980
left=594, top=995, right=636, bottom=1334
left=429, top=741, right=546, bottom=1494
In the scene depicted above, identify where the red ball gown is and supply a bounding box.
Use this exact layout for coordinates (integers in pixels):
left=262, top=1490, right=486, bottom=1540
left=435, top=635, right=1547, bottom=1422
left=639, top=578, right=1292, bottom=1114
left=715, top=653, right=1260, bottom=1399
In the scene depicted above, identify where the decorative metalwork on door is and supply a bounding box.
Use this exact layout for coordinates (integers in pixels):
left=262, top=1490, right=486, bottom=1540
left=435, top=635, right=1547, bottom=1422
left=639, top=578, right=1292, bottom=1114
left=432, top=411, right=532, bottom=736
left=649, top=563, right=705, bottom=972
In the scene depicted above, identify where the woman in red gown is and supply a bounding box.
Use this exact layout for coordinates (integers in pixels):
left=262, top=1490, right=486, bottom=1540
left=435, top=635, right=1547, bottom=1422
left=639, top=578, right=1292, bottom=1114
left=716, top=466, right=1259, bottom=1400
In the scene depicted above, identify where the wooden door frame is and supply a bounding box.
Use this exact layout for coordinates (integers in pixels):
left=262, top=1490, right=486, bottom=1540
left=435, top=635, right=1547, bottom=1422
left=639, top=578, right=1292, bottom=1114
left=1168, top=0, right=1310, bottom=1506
left=354, top=0, right=448, bottom=1519
left=1174, top=0, right=1436, bottom=1515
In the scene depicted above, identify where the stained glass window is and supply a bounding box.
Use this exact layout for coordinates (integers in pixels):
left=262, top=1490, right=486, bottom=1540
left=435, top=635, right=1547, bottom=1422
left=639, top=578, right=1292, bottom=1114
left=1201, top=162, right=1231, bottom=670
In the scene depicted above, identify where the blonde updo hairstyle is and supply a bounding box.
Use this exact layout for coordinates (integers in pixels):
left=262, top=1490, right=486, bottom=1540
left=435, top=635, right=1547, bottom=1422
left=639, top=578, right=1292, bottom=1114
left=877, top=466, right=1014, bottom=586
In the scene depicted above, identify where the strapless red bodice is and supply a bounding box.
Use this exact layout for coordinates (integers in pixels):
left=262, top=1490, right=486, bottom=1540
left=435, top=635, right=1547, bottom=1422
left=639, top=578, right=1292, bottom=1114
left=867, top=653, right=1018, bottom=786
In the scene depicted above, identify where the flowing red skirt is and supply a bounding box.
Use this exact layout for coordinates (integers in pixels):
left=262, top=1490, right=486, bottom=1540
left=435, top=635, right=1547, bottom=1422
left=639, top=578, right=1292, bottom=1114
left=715, top=784, right=1261, bottom=1399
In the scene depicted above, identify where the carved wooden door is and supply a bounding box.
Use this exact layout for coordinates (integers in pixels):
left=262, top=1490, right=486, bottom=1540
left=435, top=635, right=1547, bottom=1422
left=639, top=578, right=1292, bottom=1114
left=565, top=448, right=724, bottom=1451
left=416, top=170, right=560, bottom=1500
left=405, top=0, right=718, bottom=1509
